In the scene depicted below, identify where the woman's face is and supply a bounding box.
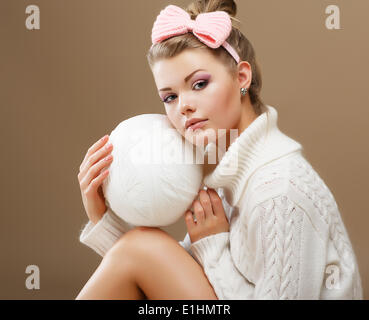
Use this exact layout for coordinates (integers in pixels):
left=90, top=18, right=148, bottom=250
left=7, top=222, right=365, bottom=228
left=152, top=49, right=244, bottom=149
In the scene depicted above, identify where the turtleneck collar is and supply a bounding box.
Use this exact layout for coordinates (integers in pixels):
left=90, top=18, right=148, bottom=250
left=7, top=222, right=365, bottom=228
left=203, top=105, right=303, bottom=207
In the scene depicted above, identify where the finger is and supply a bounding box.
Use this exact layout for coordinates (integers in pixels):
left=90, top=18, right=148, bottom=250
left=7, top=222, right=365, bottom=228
left=84, top=169, right=110, bottom=196
left=80, top=154, right=113, bottom=190
left=198, top=189, right=213, bottom=218
left=184, top=210, right=196, bottom=229
left=193, top=200, right=205, bottom=223
left=80, top=135, right=109, bottom=172
left=207, top=188, right=226, bottom=217
left=81, top=135, right=108, bottom=168
left=79, top=138, right=113, bottom=177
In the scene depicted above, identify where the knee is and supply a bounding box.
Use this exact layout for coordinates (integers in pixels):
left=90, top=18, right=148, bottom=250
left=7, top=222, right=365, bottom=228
left=125, top=226, right=174, bottom=252
left=106, top=226, right=173, bottom=260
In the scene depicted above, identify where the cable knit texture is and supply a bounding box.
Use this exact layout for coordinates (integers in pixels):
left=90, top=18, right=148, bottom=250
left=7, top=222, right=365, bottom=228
left=78, top=105, right=363, bottom=300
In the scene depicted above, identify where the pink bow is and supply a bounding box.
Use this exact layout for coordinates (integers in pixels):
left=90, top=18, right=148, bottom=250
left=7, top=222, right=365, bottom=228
left=151, top=5, right=240, bottom=63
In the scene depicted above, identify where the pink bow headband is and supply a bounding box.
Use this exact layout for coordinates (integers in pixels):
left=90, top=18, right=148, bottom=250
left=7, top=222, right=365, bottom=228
left=151, top=5, right=241, bottom=64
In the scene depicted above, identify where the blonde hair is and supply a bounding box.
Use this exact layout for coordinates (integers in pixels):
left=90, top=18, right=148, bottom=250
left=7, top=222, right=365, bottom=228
left=147, top=0, right=266, bottom=116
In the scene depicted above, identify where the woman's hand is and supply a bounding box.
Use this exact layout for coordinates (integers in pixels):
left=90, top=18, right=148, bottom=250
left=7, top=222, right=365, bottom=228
left=185, top=188, right=230, bottom=244
left=77, top=135, right=114, bottom=225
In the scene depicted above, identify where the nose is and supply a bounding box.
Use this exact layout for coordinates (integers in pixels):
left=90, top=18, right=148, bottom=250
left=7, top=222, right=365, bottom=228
left=179, top=96, right=196, bottom=115
left=180, top=105, right=196, bottom=116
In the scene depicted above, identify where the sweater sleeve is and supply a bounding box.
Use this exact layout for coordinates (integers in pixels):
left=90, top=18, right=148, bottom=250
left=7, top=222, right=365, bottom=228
left=178, top=232, right=196, bottom=259
left=190, top=194, right=327, bottom=300
left=79, top=207, right=136, bottom=257
left=190, top=231, right=255, bottom=299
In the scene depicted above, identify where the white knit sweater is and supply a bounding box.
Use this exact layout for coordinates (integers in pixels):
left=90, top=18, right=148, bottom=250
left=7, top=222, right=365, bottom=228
left=79, top=105, right=363, bottom=300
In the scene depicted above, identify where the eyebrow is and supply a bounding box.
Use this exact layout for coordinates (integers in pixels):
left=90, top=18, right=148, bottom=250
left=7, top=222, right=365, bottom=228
left=159, top=69, right=207, bottom=92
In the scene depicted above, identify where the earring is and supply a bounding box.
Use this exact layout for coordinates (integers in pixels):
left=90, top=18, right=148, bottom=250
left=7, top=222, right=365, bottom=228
left=240, top=88, right=248, bottom=96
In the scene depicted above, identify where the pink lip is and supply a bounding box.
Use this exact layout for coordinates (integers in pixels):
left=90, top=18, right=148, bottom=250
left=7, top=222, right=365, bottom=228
left=188, top=120, right=208, bottom=131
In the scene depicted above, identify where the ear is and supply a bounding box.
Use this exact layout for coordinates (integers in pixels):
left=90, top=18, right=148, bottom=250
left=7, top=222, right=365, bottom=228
left=237, top=61, right=252, bottom=90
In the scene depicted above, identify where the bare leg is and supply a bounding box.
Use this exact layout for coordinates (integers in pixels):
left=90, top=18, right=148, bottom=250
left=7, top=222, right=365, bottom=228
left=76, top=227, right=218, bottom=300
left=126, top=227, right=218, bottom=300
left=75, top=248, right=146, bottom=300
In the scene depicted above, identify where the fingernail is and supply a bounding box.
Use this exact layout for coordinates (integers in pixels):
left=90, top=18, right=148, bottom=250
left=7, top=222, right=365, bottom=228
left=101, top=135, right=108, bottom=142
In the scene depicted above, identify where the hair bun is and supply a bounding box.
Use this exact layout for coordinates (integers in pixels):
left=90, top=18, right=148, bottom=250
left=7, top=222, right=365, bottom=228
left=186, top=0, right=237, bottom=19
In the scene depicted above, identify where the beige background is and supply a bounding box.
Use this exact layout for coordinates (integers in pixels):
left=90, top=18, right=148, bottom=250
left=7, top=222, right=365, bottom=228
left=1, top=0, right=368, bottom=299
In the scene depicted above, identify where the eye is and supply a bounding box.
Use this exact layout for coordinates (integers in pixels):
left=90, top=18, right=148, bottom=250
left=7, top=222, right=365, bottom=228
left=193, top=80, right=208, bottom=90
left=163, top=80, right=209, bottom=104
left=163, top=94, right=176, bottom=104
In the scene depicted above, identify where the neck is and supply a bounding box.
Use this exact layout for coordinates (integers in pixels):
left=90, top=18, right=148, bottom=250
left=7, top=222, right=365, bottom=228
left=211, top=101, right=258, bottom=165
left=202, top=102, right=257, bottom=180
left=202, top=105, right=304, bottom=207
left=235, top=101, right=259, bottom=143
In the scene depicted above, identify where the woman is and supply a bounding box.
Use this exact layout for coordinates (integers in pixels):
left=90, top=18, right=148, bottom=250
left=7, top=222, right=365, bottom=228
left=76, top=0, right=363, bottom=300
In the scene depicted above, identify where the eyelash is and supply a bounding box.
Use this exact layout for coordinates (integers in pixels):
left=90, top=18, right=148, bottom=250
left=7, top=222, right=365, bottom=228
left=163, top=80, right=209, bottom=104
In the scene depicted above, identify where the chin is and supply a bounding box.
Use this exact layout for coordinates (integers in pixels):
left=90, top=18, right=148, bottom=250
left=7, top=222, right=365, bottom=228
left=183, top=128, right=216, bottom=150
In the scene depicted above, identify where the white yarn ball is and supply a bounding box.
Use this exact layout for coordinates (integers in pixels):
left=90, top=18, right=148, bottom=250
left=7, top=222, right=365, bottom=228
left=102, top=114, right=203, bottom=227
